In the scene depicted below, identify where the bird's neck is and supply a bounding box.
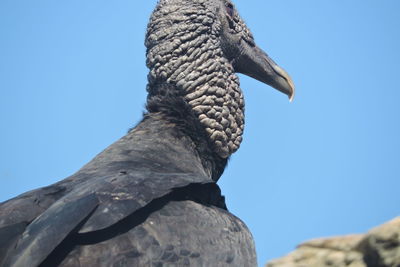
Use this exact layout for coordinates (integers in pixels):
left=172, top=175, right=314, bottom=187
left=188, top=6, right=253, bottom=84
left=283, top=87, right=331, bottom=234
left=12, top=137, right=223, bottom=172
left=145, top=85, right=228, bottom=181
left=145, top=4, right=245, bottom=158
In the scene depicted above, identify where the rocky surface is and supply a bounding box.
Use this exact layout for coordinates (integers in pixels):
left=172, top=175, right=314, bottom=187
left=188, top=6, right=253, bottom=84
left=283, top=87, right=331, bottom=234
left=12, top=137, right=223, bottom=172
left=266, top=217, right=400, bottom=267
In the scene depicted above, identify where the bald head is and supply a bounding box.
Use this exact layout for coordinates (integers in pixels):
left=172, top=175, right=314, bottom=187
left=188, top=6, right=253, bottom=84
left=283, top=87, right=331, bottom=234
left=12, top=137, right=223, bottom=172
left=145, top=0, right=294, bottom=157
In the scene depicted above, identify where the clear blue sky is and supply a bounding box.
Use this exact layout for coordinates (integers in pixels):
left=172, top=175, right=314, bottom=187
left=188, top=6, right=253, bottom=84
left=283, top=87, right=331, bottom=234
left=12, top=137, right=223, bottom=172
left=1, top=0, right=399, bottom=265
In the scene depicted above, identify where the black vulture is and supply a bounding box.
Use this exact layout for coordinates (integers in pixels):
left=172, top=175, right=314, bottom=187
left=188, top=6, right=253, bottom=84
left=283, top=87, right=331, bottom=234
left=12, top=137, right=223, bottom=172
left=0, top=0, right=294, bottom=266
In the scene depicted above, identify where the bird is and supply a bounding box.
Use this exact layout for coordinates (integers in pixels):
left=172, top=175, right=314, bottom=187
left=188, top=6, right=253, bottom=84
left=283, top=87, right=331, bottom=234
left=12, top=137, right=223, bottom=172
left=0, top=0, right=294, bottom=266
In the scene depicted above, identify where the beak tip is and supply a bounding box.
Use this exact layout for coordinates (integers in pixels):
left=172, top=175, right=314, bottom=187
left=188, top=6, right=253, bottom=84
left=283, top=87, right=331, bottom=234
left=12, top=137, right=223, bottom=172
left=287, top=78, right=295, bottom=103
left=270, top=64, right=295, bottom=103
left=288, top=88, right=295, bottom=102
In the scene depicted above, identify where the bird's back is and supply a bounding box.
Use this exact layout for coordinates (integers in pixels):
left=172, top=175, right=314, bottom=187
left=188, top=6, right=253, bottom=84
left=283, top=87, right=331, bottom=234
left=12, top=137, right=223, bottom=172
left=0, top=113, right=256, bottom=267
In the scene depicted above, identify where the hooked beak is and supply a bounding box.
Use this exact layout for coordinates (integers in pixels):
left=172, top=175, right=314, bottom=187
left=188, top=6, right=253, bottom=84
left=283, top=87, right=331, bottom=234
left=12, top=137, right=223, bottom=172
left=234, top=44, right=295, bottom=101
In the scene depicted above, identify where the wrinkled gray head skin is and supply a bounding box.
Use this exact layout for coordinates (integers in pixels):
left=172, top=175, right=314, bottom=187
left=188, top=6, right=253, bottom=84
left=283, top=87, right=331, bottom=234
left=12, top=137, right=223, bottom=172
left=146, top=0, right=294, bottom=158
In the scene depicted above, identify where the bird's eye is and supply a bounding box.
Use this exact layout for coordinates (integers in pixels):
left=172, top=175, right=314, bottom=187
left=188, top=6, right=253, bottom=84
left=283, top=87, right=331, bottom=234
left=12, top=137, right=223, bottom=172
left=226, top=3, right=234, bottom=17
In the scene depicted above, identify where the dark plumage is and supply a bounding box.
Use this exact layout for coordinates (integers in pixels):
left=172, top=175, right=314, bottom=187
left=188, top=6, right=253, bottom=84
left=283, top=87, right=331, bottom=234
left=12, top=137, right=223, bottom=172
left=0, top=0, right=294, bottom=266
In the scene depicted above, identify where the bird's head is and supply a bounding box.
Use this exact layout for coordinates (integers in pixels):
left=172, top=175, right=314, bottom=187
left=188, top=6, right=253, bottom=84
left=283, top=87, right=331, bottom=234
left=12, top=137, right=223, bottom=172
left=146, top=0, right=294, bottom=158
left=218, top=0, right=295, bottom=101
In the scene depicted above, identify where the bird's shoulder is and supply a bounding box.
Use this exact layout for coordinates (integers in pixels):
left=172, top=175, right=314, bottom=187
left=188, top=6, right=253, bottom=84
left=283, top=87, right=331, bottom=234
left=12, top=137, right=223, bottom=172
left=0, top=118, right=217, bottom=267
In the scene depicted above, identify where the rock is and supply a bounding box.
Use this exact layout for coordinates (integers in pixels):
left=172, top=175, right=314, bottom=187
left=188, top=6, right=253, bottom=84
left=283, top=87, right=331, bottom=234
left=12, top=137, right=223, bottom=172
left=266, top=235, right=366, bottom=267
left=266, top=217, right=400, bottom=267
left=361, top=217, right=400, bottom=267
